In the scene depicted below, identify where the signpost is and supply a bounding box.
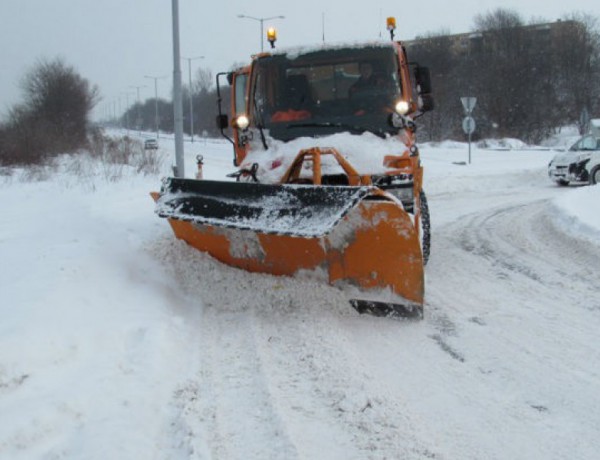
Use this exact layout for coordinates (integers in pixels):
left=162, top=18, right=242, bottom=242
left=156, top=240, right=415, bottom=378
left=461, top=97, right=477, bottom=113
left=462, top=116, right=476, bottom=134
left=461, top=97, right=477, bottom=164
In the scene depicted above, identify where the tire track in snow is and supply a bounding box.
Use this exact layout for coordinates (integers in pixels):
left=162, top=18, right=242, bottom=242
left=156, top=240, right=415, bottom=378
left=149, top=237, right=439, bottom=459
left=421, top=196, right=600, bottom=459
left=148, top=238, right=299, bottom=459
left=187, top=310, right=298, bottom=460
left=449, top=200, right=600, bottom=312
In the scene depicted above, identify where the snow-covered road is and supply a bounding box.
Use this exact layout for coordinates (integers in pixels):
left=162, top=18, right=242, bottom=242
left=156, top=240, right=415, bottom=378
left=1, top=135, right=599, bottom=459
left=422, top=168, right=600, bottom=459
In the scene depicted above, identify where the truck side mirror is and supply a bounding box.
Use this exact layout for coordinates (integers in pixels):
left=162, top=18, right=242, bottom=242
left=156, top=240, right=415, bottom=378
left=415, top=66, right=432, bottom=95
left=413, top=66, right=433, bottom=113
left=420, top=94, right=434, bottom=112
left=216, top=114, right=229, bottom=130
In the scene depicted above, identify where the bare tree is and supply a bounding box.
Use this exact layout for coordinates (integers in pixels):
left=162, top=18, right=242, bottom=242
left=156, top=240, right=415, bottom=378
left=22, top=58, right=99, bottom=150
left=474, top=8, right=523, bottom=31
left=470, top=9, right=529, bottom=138
left=194, top=67, right=213, bottom=94
left=407, top=31, right=460, bottom=140
left=552, top=14, right=600, bottom=131
left=403, top=10, right=600, bottom=142
left=0, top=57, right=99, bottom=165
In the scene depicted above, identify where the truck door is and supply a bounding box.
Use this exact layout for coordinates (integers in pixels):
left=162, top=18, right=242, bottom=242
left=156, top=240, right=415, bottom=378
left=232, top=72, right=249, bottom=164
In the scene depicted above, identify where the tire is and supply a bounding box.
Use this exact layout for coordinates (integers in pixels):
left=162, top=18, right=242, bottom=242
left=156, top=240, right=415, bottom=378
left=419, top=190, right=431, bottom=266
left=555, top=179, right=570, bottom=186
left=590, top=166, right=600, bottom=185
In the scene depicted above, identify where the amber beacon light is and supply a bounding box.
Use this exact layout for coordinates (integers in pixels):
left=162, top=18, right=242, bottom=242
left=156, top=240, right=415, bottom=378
left=267, top=27, right=277, bottom=48
left=387, top=17, right=396, bottom=40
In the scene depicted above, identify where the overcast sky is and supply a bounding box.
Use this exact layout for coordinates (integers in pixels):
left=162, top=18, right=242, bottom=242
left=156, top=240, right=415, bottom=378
left=2, top=0, right=599, bottom=120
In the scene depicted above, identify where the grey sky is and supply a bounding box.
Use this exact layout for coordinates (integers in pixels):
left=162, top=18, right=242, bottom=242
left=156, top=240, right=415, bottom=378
left=2, top=0, right=599, bottom=120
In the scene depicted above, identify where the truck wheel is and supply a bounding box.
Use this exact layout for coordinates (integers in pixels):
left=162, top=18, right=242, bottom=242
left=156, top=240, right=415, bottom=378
left=590, top=167, right=600, bottom=185
left=419, top=190, right=431, bottom=266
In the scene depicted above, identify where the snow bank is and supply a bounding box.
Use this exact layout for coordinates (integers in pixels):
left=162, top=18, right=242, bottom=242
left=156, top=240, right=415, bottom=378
left=0, top=131, right=599, bottom=459
left=551, top=185, right=600, bottom=243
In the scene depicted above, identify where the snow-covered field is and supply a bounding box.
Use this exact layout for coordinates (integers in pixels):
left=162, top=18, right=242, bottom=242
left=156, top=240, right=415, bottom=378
left=0, top=132, right=599, bottom=459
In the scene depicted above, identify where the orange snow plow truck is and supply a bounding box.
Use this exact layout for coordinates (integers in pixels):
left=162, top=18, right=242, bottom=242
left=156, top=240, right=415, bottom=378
left=153, top=25, right=434, bottom=318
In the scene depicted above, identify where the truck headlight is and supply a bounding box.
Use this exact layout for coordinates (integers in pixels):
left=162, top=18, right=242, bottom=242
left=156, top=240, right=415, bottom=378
left=235, top=115, right=249, bottom=129
left=394, top=100, right=410, bottom=115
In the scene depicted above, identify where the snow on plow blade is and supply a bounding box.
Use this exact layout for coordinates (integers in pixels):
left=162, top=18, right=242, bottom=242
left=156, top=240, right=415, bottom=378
left=153, top=178, right=424, bottom=317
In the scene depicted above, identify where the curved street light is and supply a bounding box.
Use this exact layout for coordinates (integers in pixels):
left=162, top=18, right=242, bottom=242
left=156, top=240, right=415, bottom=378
left=237, top=14, right=285, bottom=52
left=181, top=55, right=205, bottom=142
left=121, top=91, right=135, bottom=136
left=144, top=75, right=168, bottom=139
left=129, top=85, right=146, bottom=134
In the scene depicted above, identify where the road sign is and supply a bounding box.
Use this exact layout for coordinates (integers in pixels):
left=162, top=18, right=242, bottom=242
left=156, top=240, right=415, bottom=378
left=462, top=116, right=476, bottom=134
left=461, top=96, right=477, bottom=113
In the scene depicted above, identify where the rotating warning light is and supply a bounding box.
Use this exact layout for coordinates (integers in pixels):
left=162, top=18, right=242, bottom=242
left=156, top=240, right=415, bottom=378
left=387, top=17, right=396, bottom=40
left=267, top=27, right=277, bottom=48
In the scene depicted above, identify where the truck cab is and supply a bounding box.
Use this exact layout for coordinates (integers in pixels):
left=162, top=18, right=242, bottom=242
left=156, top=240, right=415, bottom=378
left=217, top=42, right=433, bottom=170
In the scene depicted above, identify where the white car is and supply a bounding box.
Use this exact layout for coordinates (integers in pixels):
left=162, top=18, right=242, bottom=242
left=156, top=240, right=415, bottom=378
left=144, top=139, right=159, bottom=150
left=548, top=134, right=600, bottom=186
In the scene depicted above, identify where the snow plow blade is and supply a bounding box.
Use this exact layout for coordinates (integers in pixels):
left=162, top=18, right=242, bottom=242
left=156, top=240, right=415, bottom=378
left=152, top=178, right=424, bottom=316
left=154, top=178, right=374, bottom=237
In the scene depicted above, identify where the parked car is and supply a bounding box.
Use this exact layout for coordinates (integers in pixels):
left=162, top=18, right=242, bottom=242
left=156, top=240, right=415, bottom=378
left=548, top=134, right=600, bottom=186
left=144, top=139, right=159, bottom=150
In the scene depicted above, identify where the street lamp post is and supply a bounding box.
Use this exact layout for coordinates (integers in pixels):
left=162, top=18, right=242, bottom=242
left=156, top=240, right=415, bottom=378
left=129, top=85, right=146, bottom=134
left=171, top=0, right=185, bottom=178
left=121, top=92, right=134, bottom=136
left=144, top=75, right=167, bottom=140
left=117, top=96, right=122, bottom=129
left=112, top=99, right=117, bottom=127
left=182, top=55, right=204, bottom=143
left=237, top=14, right=285, bottom=52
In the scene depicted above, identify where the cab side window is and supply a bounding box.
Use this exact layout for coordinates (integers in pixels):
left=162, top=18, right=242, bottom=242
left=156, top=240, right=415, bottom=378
left=234, top=74, right=248, bottom=115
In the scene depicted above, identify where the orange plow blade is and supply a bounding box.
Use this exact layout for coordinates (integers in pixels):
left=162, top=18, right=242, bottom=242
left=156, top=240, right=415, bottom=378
left=152, top=178, right=424, bottom=317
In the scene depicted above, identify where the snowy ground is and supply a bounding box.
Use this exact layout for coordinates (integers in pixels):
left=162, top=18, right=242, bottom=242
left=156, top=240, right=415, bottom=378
left=0, top=131, right=598, bottom=459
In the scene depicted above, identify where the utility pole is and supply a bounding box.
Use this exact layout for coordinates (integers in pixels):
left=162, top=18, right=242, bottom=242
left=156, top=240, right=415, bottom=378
left=182, top=56, right=204, bottom=143
left=171, top=0, right=185, bottom=178
left=145, top=75, right=167, bottom=140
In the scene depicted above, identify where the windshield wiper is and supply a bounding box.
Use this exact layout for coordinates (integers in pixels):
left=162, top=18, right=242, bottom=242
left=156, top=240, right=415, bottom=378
left=286, top=122, right=387, bottom=139
left=252, top=94, right=268, bottom=150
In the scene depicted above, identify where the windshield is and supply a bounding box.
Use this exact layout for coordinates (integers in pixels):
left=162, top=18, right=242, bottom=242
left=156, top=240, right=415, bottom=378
left=253, top=45, right=402, bottom=141
left=570, top=135, right=600, bottom=151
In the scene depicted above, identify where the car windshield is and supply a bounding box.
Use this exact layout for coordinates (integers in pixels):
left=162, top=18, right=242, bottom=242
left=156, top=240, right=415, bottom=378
left=570, top=135, right=600, bottom=151
left=252, top=45, right=402, bottom=141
